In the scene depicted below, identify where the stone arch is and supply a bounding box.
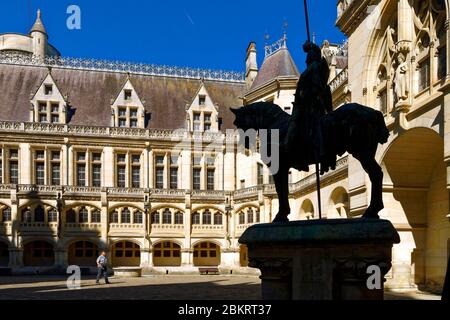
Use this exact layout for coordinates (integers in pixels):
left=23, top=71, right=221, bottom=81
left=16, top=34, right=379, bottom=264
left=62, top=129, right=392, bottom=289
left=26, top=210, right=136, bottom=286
left=328, top=187, right=349, bottom=219
left=109, top=205, right=143, bottom=225
left=235, top=205, right=260, bottom=225
left=299, top=199, right=315, bottom=220
left=152, top=240, right=182, bottom=267
left=0, top=239, right=9, bottom=266
left=381, top=127, right=449, bottom=290
left=0, top=203, right=11, bottom=223
left=67, top=240, right=99, bottom=266
left=150, top=206, right=185, bottom=225
left=23, top=239, right=55, bottom=266
left=18, top=202, right=57, bottom=223
left=110, top=239, right=141, bottom=267
left=192, top=240, right=221, bottom=266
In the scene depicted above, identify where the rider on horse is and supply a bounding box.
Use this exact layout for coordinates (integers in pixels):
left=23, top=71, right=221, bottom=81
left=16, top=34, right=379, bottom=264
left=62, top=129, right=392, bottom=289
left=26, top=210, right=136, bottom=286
left=284, top=40, right=333, bottom=173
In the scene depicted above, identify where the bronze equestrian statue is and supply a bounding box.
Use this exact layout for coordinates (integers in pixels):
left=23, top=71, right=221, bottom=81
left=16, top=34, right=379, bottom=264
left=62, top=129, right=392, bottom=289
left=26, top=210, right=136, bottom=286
left=231, top=41, right=389, bottom=222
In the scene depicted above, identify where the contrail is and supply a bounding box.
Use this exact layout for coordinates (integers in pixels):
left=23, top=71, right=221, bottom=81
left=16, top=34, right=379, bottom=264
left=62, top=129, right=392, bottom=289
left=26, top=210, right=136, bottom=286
left=185, top=12, right=195, bottom=25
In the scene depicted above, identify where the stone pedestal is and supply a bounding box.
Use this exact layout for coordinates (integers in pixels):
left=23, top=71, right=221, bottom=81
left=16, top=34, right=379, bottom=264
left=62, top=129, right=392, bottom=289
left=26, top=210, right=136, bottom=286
left=239, top=219, right=400, bottom=300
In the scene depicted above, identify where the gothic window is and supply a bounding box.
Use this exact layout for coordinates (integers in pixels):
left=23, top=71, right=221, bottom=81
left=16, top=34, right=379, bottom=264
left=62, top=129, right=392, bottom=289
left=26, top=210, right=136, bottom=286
left=203, top=210, right=212, bottom=225
left=152, top=212, right=160, bottom=224
left=66, top=209, right=76, bottom=223
left=79, top=207, right=89, bottom=223
left=213, top=213, right=222, bottom=225
left=48, top=209, right=58, bottom=222
left=110, top=210, right=119, bottom=224
left=134, top=211, right=143, bottom=224
left=91, top=210, right=101, bottom=223
left=192, top=212, right=200, bottom=225
left=174, top=211, right=183, bottom=225
left=162, top=208, right=172, bottom=224
left=121, top=208, right=131, bottom=223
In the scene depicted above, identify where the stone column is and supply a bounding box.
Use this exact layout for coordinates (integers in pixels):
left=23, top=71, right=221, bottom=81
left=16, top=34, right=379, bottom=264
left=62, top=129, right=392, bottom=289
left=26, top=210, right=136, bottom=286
left=54, top=248, right=68, bottom=270
left=183, top=191, right=193, bottom=267
left=181, top=249, right=194, bottom=267
left=100, top=189, right=108, bottom=250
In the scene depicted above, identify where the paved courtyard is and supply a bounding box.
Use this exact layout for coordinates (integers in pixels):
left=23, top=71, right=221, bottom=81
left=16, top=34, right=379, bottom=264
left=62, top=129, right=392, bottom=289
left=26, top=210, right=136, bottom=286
left=0, top=275, right=442, bottom=300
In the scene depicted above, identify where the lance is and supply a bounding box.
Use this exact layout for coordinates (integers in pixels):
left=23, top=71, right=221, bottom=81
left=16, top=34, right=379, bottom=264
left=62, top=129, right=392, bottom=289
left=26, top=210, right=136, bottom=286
left=303, top=0, right=322, bottom=219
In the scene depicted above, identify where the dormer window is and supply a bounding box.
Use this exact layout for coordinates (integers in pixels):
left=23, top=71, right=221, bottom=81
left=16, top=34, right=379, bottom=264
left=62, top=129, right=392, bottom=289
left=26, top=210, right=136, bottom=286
left=199, top=95, right=206, bottom=106
left=124, top=89, right=132, bottom=101
left=30, top=73, right=68, bottom=124
left=111, top=79, right=145, bottom=128
left=44, top=85, right=53, bottom=95
left=186, top=84, right=219, bottom=132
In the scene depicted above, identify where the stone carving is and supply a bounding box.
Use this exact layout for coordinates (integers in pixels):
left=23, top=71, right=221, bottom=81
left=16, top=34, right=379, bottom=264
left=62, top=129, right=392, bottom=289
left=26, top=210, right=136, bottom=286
left=249, top=257, right=293, bottom=278
left=393, top=53, right=409, bottom=103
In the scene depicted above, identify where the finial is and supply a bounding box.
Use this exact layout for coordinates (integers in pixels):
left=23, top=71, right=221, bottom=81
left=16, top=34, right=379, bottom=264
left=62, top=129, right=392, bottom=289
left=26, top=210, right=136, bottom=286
left=37, top=9, right=41, bottom=19
left=312, top=32, right=316, bottom=44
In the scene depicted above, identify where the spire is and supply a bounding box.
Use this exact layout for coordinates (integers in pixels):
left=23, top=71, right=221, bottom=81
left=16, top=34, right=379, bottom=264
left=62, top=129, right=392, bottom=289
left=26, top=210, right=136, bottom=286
left=30, top=9, right=47, bottom=35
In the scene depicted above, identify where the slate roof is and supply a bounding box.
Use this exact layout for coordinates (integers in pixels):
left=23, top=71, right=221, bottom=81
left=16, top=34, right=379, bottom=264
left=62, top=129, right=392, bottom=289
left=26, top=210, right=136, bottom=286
left=250, top=47, right=300, bottom=91
left=0, top=63, right=245, bottom=131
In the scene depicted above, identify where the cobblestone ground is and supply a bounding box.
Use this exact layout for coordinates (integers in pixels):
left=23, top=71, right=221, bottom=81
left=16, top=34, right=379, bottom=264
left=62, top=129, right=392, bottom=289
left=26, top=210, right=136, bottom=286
left=0, top=275, right=441, bottom=300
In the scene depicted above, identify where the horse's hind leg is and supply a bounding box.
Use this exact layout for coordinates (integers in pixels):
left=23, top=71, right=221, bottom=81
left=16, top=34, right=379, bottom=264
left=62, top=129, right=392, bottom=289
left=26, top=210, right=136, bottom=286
left=354, top=151, right=384, bottom=219
left=272, top=165, right=290, bottom=223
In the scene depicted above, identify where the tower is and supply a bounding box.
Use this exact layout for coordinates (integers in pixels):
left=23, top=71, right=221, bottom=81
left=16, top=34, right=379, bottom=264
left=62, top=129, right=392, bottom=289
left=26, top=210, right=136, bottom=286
left=245, top=42, right=258, bottom=88
left=30, top=9, right=48, bottom=59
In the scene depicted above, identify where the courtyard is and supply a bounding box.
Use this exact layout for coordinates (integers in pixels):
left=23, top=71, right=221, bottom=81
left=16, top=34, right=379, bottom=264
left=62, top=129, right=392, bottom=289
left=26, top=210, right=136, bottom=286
left=0, top=275, right=442, bottom=300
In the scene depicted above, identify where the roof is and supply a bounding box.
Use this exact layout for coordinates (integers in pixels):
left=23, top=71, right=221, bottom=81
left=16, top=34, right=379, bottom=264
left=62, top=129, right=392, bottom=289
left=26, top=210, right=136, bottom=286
left=0, top=63, right=245, bottom=131
left=30, top=10, right=47, bottom=35
left=250, top=47, right=300, bottom=90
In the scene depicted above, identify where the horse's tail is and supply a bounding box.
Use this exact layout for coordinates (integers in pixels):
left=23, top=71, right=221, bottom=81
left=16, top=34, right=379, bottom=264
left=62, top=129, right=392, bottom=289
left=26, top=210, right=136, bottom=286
left=375, top=110, right=389, bottom=144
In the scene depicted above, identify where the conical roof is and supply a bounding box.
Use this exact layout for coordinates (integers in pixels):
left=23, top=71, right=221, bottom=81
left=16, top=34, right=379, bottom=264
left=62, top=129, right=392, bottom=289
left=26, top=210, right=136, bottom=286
left=30, top=9, right=47, bottom=35
left=250, top=47, right=299, bottom=90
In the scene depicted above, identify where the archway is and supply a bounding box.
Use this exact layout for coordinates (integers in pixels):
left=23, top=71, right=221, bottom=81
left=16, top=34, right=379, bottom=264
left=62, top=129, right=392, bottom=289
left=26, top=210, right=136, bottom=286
left=68, top=241, right=99, bottom=266
left=382, top=128, right=450, bottom=290
left=23, top=240, right=55, bottom=266
left=0, top=241, right=8, bottom=266
left=153, top=241, right=181, bottom=266
left=111, top=240, right=141, bottom=267
left=328, top=187, right=349, bottom=219
left=239, top=244, right=248, bottom=267
left=193, top=241, right=220, bottom=266
left=299, top=199, right=314, bottom=220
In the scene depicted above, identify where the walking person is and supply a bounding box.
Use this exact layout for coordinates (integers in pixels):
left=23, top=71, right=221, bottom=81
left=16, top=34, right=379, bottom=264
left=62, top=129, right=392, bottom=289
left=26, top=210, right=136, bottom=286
left=96, top=251, right=110, bottom=284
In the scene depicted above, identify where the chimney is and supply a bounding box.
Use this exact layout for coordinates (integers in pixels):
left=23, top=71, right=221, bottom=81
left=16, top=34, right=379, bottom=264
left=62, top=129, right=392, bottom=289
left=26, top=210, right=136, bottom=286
left=245, top=42, right=258, bottom=88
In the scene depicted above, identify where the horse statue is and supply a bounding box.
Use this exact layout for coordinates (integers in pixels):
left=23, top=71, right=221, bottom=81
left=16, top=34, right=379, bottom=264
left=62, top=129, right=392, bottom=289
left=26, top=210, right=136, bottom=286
left=231, top=102, right=389, bottom=222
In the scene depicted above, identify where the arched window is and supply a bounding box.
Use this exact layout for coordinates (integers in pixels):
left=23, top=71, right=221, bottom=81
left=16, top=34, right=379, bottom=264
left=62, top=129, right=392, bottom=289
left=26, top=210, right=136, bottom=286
left=2, top=208, right=11, bottom=222
left=247, top=209, right=254, bottom=224
left=66, top=209, right=76, bottom=223
left=34, top=206, right=45, bottom=222
left=152, top=212, right=160, bottom=224
left=110, top=210, right=119, bottom=223
left=174, top=211, right=183, bottom=225
left=192, top=212, right=200, bottom=225
left=22, top=208, right=32, bottom=223
left=48, top=209, right=58, bottom=222
left=91, top=210, right=101, bottom=223
left=239, top=212, right=245, bottom=225
left=79, top=207, right=89, bottom=223
left=162, top=208, right=172, bottom=224
left=134, top=211, right=143, bottom=224
left=255, top=210, right=260, bottom=223
left=213, top=213, right=223, bottom=225
left=121, top=208, right=131, bottom=223
left=203, top=210, right=212, bottom=225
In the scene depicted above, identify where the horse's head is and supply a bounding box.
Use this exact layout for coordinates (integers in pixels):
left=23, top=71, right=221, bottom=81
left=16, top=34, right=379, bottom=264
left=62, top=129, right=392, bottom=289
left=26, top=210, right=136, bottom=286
left=230, top=107, right=252, bottom=131
left=231, top=102, right=289, bottom=131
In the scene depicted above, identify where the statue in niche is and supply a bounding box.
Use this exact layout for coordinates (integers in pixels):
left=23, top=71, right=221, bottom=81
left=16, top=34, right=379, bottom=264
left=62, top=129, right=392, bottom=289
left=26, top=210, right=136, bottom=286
left=322, top=40, right=334, bottom=65
left=393, top=53, right=409, bottom=103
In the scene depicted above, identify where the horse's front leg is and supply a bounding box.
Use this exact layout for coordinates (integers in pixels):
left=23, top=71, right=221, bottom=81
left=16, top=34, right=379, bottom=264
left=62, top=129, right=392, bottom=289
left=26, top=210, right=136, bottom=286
left=354, top=151, right=384, bottom=218
left=272, top=165, right=290, bottom=223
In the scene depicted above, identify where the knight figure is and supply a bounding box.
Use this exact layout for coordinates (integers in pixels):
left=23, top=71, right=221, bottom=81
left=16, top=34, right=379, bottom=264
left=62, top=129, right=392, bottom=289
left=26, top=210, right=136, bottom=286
left=283, top=40, right=333, bottom=173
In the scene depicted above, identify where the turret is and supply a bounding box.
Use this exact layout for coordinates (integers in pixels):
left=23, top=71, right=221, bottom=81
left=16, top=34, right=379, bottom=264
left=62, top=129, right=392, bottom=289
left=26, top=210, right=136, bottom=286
left=30, top=9, right=48, bottom=59
left=245, top=42, right=258, bottom=88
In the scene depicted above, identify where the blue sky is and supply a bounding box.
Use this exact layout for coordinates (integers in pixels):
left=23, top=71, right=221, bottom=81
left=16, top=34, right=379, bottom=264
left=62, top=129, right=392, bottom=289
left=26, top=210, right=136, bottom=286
left=0, top=0, right=345, bottom=73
